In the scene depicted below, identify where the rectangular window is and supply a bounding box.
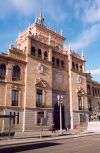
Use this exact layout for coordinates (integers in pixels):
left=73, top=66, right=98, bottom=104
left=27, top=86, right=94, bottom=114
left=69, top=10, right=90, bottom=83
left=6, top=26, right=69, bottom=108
left=17, top=112, right=19, bottom=124
left=80, top=114, right=86, bottom=123
left=37, top=111, right=44, bottom=124
left=36, top=89, right=42, bottom=107
left=12, top=90, right=19, bottom=106
left=13, top=112, right=15, bottom=124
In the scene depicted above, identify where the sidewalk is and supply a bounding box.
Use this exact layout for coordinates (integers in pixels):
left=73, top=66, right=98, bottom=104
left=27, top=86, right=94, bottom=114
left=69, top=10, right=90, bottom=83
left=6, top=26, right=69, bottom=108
left=0, top=129, right=99, bottom=149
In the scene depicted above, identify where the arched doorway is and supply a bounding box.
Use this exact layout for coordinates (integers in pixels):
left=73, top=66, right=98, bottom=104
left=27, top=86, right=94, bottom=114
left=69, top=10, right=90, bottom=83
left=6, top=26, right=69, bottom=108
left=53, top=102, right=65, bottom=130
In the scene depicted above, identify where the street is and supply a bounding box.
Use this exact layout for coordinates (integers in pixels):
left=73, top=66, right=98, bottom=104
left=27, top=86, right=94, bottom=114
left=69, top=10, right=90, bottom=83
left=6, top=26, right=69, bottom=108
left=0, top=134, right=100, bottom=153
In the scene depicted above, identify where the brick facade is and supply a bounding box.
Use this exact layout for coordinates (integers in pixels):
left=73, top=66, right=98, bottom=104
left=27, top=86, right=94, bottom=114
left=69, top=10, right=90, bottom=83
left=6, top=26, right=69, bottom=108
left=0, top=14, right=100, bottom=133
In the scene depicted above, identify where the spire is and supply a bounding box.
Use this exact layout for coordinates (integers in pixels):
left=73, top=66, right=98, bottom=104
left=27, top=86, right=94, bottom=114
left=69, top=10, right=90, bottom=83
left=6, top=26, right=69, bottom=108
left=81, top=50, right=84, bottom=59
left=35, top=8, right=44, bottom=26
left=61, top=29, right=63, bottom=35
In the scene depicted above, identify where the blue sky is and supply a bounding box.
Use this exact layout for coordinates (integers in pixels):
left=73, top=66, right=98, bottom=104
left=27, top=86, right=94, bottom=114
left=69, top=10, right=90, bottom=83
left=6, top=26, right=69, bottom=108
left=0, top=0, right=100, bottom=82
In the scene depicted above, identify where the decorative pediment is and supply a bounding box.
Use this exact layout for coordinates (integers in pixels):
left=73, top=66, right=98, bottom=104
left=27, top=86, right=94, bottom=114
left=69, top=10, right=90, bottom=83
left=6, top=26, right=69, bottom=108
left=35, top=79, right=48, bottom=88
left=77, top=87, right=87, bottom=95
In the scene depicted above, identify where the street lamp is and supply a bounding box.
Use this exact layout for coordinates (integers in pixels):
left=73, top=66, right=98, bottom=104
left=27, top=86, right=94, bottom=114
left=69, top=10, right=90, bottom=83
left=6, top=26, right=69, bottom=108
left=57, top=95, right=63, bottom=135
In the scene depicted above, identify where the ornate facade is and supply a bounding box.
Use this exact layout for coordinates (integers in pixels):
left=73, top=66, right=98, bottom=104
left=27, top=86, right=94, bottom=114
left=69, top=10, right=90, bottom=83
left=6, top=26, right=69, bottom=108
left=0, top=14, right=100, bottom=133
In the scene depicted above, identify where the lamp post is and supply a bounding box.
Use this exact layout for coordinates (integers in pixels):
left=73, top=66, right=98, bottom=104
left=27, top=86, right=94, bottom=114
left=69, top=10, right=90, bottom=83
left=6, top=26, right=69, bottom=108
left=57, top=95, right=63, bottom=135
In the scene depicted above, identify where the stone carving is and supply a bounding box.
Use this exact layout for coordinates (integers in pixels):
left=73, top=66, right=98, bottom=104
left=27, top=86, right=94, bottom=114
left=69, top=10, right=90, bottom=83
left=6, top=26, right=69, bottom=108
left=89, top=107, right=100, bottom=121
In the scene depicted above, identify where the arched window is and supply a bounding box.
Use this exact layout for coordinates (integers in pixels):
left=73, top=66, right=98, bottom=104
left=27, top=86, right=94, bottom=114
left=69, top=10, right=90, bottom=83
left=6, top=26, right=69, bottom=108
left=95, top=88, right=98, bottom=97
left=56, top=58, right=60, bottom=67
left=61, top=60, right=64, bottom=68
left=0, top=64, right=6, bottom=79
left=87, top=84, right=91, bottom=95
left=92, top=87, right=95, bottom=96
left=31, top=46, right=35, bottom=56
left=72, top=62, right=75, bottom=69
left=98, top=88, right=100, bottom=97
left=80, top=65, right=82, bottom=72
left=88, top=98, right=92, bottom=111
left=98, top=102, right=100, bottom=110
left=44, top=51, right=48, bottom=60
left=12, top=65, right=21, bottom=80
left=52, top=57, right=55, bottom=65
left=38, top=49, right=42, bottom=58
left=76, top=63, right=78, bottom=70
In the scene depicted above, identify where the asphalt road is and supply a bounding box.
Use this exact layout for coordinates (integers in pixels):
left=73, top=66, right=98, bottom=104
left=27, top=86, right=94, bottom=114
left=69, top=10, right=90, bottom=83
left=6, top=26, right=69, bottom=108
left=1, top=135, right=100, bottom=153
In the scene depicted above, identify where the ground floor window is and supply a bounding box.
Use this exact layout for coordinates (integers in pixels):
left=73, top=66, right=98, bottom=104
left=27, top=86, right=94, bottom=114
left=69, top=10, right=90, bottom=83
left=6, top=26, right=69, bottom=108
left=80, top=114, right=86, bottom=123
left=37, top=111, right=44, bottom=125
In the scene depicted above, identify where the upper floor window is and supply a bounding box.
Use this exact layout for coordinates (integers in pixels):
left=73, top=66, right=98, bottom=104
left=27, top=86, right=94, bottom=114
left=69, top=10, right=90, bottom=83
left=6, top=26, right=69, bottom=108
left=87, top=84, right=91, bottom=95
left=31, top=46, right=35, bottom=56
left=88, top=99, right=92, bottom=111
left=38, top=49, right=42, bottom=58
left=61, top=60, right=64, bottom=68
left=0, top=64, right=6, bottom=79
left=72, top=62, right=75, bottom=69
left=12, top=90, right=19, bottom=106
left=36, top=89, right=43, bottom=107
left=95, top=88, right=98, bottom=97
left=78, top=96, right=83, bottom=110
left=76, top=63, right=78, bottom=70
left=92, top=87, right=95, bottom=96
left=44, top=51, right=48, bottom=60
left=80, top=65, right=82, bottom=72
left=56, top=58, right=60, bottom=67
left=52, top=57, right=55, bottom=65
left=98, top=88, right=100, bottom=97
left=12, top=65, right=21, bottom=81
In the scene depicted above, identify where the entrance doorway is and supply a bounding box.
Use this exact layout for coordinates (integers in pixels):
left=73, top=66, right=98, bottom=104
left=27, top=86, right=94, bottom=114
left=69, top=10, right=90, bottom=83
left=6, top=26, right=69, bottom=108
left=53, top=102, right=65, bottom=130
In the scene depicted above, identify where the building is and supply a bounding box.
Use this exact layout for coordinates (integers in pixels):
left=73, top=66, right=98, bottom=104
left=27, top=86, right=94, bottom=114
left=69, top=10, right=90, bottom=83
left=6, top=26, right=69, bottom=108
left=0, top=13, right=100, bottom=133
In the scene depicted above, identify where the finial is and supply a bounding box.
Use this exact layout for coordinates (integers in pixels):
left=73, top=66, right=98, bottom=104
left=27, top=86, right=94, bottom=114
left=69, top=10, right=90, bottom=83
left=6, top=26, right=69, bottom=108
left=82, top=50, right=84, bottom=59
left=35, top=8, right=44, bottom=26
left=61, top=29, right=63, bottom=35
left=68, top=44, right=71, bottom=52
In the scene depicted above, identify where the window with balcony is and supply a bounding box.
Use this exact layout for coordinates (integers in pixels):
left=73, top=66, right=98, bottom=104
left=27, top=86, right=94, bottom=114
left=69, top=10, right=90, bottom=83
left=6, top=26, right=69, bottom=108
left=0, top=64, right=6, bottom=79
left=12, top=90, right=19, bottom=106
left=12, top=65, right=20, bottom=81
left=78, top=96, right=83, bottom=110
left=37, top=111, right=44, bottom=124
left=36, top=89, right=43, bottom=107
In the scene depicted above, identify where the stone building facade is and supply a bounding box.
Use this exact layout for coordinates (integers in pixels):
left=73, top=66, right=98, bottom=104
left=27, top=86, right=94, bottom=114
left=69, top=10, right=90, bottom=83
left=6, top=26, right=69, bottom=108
left=0, top=14, right=100, bottom=133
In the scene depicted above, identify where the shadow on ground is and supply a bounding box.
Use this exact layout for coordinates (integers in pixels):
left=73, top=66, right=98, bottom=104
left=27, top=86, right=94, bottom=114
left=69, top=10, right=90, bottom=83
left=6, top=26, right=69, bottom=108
left=0, top=142, right=61, bottom=153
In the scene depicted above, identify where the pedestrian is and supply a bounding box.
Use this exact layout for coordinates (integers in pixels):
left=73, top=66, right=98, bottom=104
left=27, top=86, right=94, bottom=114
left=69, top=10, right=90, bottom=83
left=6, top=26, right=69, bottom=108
left=52, top=124, right=55, bottom=133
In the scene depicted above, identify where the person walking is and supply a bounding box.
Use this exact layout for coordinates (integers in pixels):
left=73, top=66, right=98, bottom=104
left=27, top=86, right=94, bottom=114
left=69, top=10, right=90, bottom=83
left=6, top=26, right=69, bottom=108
left=52, top=124, right=55, bottom=133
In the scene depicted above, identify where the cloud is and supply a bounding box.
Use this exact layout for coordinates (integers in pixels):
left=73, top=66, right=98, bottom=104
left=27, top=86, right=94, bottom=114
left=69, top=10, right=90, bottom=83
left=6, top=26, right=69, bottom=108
left=88, top=68, right=100, bottom=75
left=69, top=23, right=100, bottom=50
left=0, top=0, right=67, bottom=22
left=83, top=0, right=100, bottom=24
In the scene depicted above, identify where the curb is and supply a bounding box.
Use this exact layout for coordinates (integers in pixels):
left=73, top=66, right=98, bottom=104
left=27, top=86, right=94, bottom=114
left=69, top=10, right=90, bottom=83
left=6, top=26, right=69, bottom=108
left=0, top=132, right=99, bottom=149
